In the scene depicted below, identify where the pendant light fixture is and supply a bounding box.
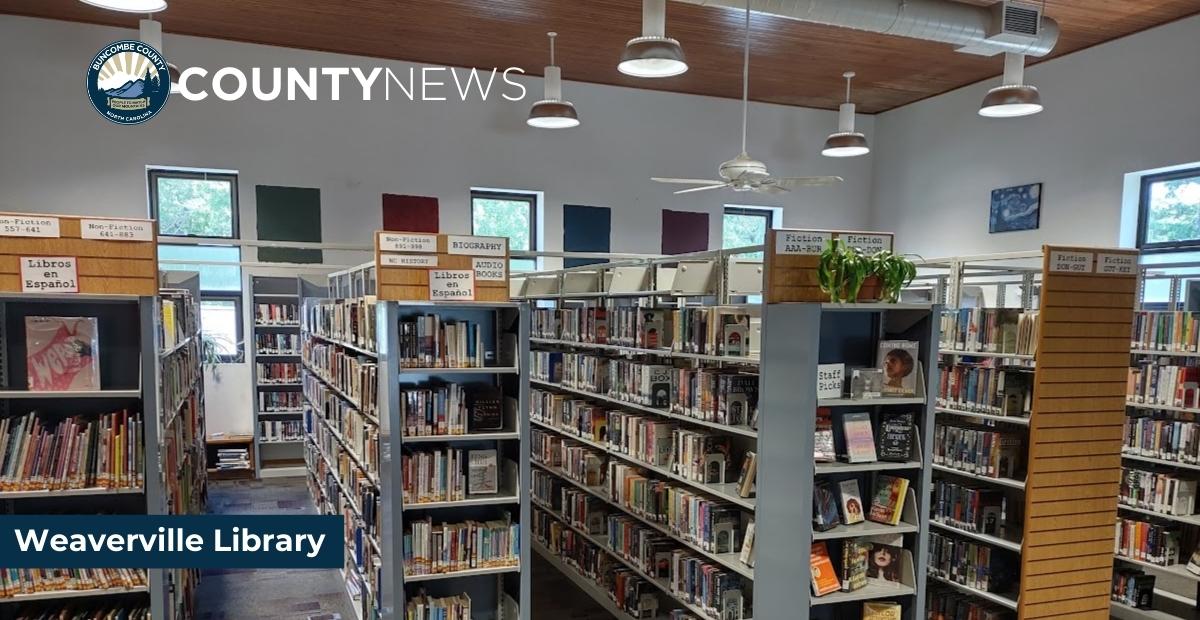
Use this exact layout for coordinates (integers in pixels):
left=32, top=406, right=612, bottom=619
left=618, top=0, right=688, bottom=78
left=979, top=52, right=1043, bottom=118
left=822, top=71, right=870, bottom=158
left=527, top=32, right=580, bottom=129
left=139, top=17, right=182, bottom=95
left=79, top=0, right=166, bottom=12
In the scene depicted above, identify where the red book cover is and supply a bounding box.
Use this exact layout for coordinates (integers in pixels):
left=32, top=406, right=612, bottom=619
left=25, top=317, right=100, bottom=391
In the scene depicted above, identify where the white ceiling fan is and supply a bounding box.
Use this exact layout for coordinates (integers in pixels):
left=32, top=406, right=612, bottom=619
left=652, top=1, right=842, bottom=195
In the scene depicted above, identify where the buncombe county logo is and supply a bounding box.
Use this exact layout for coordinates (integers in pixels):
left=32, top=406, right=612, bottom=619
left=87, top=40, right=170, bottom=125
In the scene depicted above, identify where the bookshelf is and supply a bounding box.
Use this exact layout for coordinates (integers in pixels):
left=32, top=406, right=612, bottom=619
left=251, top=275, right=306, bottom=478
left=304, top=254, right=531, bottom=620
left=158, top=271, right=208, bottom=620
left=515, top=233, right=942, bottom=620
left=0, top=290, right=167, bottom=618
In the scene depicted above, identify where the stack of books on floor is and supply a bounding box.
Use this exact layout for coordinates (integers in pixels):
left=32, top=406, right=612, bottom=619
left=215, top=447, right=250, bottom=471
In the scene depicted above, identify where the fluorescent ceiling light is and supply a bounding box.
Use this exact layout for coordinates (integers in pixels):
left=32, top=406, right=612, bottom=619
left=618, top=0, right=687, bottom=78
left=979, top=53, right=1043, bottom=118
left=80, top=0, right=167, bottom=12
left=822, top=71, right=870, bottom=158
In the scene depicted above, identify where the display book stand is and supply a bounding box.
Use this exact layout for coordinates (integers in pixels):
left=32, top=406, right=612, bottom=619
left=0, top=212, right=169, bottom=617
left=1113, top=256, right=1200, bottom=620
left=159, top=270, right=208, bottom=620
left=512, top=230, right=934, bottom=620
left=913, top=246, right=1140, bottom=620
left=303, top=255, right=530, bottom=620
left=250, top=275, right=304, bottom=477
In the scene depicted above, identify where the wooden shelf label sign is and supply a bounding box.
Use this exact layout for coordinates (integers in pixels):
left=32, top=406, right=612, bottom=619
left=764, top=228, right=896, bottom=303
left=20, top=256, right=78, bottom=293
left=1098, top=252, right=1136, bottom=275
left=1, top=215, right=60, bottom=238
left=1048, top=249, right=1094, bottom=273
left=374, top=231, right=510, bottom=301
left=0, top=212, right=158, bottom=295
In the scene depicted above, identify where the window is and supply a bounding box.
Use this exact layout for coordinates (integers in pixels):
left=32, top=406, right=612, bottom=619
left=723, top=206, right=777, bottom=259
left=1137, top=167, right=1200, bottom=252
left=471, top=190, right=537, bottom=272
left=150, top=168, right=244, bottom=362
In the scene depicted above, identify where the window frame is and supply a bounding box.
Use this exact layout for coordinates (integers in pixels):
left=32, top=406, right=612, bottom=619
left=471, top=189, right=539, bottom=272
left=1136, top=166, right=1200, bottom=254
left=148, top=169, right=241, bottom=240
left=199, top=293, right=245, bottom=364
left=722, top=205, right=778, bottom=252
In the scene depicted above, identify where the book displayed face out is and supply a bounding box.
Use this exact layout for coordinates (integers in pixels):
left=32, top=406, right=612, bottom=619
left=877, top=340, right=919, bottom=396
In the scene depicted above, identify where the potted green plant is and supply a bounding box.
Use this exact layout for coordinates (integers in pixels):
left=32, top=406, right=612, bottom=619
left=869, top=250, right=919, bottom=303
left=817, top=238, right=871, bottom=303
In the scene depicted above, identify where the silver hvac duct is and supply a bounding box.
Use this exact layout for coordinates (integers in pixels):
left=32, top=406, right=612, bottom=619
left=671, top=0, right=1060, bottom=57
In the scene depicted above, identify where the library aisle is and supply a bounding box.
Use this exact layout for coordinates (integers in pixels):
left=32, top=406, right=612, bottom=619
left=196, top=479, right=354, bottom=620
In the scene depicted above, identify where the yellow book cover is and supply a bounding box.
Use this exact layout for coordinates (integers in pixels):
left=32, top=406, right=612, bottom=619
left=863, top=601, right=902, bottom=620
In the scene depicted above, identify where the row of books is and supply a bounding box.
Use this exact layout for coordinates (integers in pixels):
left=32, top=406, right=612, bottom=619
left=255, top=333, right=300, bottom=353
left=404, top=593, right=471, bottom=620
left=815, top=410, right=917, bottom=465
left=931, top=479, right=1011, bottom=537
left=1120, top=466, right=1198, bottom=517
left=1133, top=310, right=1200, bottom=352
left=606, top=411, right=736, bottom=486
left=215, top=447, right=249, bottom=470
left=308, top=401, right=378, bottom=482
left=938, top=308, right=1039, bottom=356
left=931, top=423, right=1024, bottom=480
left=254, top=303, right=298, bottom=325
left=810, top=538, right=907, bottom=597
left=936, top=364, right=1031, bottom=417
left=160, top=337, right=200, bottom=413
left=10, top=601, right=151, bottom=619
left=401, top=448, right=499, bottom=504
left=928, top=531, right=1017, bottom=594
left=1128, top=360, right=1200, bottom=408
left=306, top=297, right=377, bottom=352
left=532, top=507, right=669, bottom=618
left=401, top=516, right=520, bottom=577
left=160, top=289, right=198, bottom=352
left=535, top=306, right=758, bottom=357
left=1116, top=516, right=1183, bottom=567
left=397, top=314, right=486, bottom=368
left=399, top=383, right=504, bottom=437
left=306, top=440, right=380, bottom=542
left=927, top=586, right=1014, bottom=620
left=814, top=475, right=910, bottom=531
left=0, top=567, right=147, bottom=598
left=256, top=362, right=299, bottom=384
left=305, top=376, right=378, bottom=473
left=259, top=419, right=302, bottom=442
left=0, top=411, right=144, bottom=491
left=259, top=391, right=302, bottom=412
left=303, top=342, right=378, bottom=416
left=1112, top=568, right=1157, bottom=611
left=532, top=351, right=760, bottom=428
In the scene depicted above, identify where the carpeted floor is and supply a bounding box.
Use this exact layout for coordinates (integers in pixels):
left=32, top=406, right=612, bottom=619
left=197, top=478, right=353, bottom=620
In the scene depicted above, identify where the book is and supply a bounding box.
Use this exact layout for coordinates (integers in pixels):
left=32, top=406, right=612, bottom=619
left=862, top=601, right=902, bottom=620
left=876, top=412, right=914, bottom=462
left=25, top=316, right=100, bottom=391
left=850, top=367, right=884, bottom=399
left=467, top=386, right=504, bottom=431
left=735, top=451, right=757, bottom=498
left=867, top=541, right=904, bottom=586
left=739, top=521, right=756, bottom=567
left=467, top=449, right=498, bottom=495
left=809, top=542, right=841, bottom=596
left=867, top=475, right=909, bottom=525
left=839, top=479, right=865, bottom=525
left=842, top=412, right=877, bottom=463
left=1188, top=547, right=1200, bottom=576
left=813, top=482, right=842, bottom=532
left=877, top=340, right=919, bottom=396
left=814, top=408, right=835, bottom=462
left=840, top=539, right=869, bottom=592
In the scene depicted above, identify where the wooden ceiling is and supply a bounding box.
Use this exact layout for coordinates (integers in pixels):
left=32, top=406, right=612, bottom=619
left=3, top=0, right=1198, bottom=112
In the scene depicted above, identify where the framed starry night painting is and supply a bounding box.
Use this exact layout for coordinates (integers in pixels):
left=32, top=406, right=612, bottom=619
left=989, top=183, right=1042, bottom=233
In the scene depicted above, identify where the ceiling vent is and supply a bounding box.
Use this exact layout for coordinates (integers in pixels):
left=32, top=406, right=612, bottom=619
left=1002, top=2, right=1042, bottom=37
left=957, top=1, right=1044, bottom=55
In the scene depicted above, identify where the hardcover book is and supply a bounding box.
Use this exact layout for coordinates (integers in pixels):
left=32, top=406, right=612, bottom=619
left=648, top=366, right=673, bottom=408
left=813, top=482, right=843, bottom=532
left=867, top=475, right=909, bottom=526
left=862, top=601, right=902, bottom=620
left=842, top=412, right=878, bottom=463
left=839, top=479, right=865, bottom=525
left=467, top=449, right=498, bottom=495
left=840, top=539, right=869, bottom=592
left=25, top=316, right=100, bottom=391
left=735, top=451, right=757, bottom=498
left=739, top=522, right=756, bottom=567
left=877, top=340, right=920, bottom=396
left=866, top=541, right=904, bottom=586
left=814, top=408, right=836, bottom=462
left=466, top=386, right=504, bottom=431
left=809, top=542, right=841, bottom=596
left=850, top=367, right=884, bottom=399
left=876, top=412, right=914, bottom=462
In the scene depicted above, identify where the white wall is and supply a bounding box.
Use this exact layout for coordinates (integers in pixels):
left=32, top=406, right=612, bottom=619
left=870, top=14, right=1200, bottom=258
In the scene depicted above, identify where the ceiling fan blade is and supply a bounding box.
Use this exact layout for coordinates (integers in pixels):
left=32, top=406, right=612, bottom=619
left=754, top=183, right=790, bottom=194
left=674, top=183, right=730, bottom=194
left=652, top=177, right=728, bottom=185
left=773, top=176, right=845, bottom=188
